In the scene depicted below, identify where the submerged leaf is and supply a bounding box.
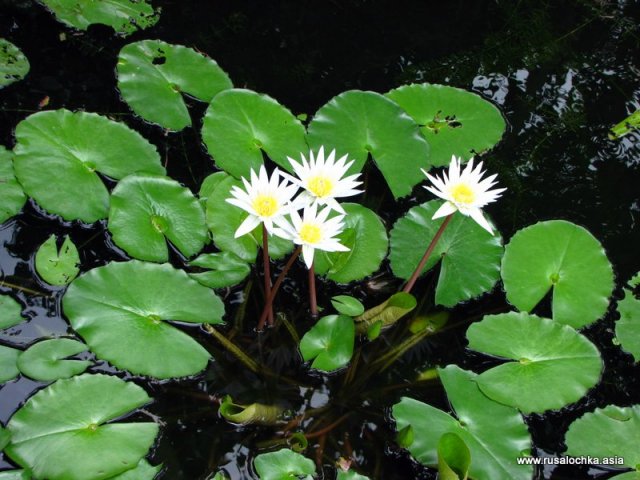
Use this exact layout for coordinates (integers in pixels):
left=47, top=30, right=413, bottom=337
left=253, top=449, right=315, bottom=480
left=17, top=338, right=91, bottom=382
left=0, top=146, right=26, bottom=223
left=354, top=292, right=416, bottom=334
left=0, top=39, right=29, bottom=88
left=0, top=295, right=24, bottom=330
left=0, top=345, right=21, bottom=383
left=299, top=315, right=355, bottom=372
left=189, top=251, right=251, bottom=289
left=219, top=395, right=284, bottom=426
left=35, top=235, right=80, bottom=286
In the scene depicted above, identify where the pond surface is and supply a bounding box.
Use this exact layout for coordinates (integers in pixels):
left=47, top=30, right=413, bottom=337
left=1, top=1, right=639, bottom=479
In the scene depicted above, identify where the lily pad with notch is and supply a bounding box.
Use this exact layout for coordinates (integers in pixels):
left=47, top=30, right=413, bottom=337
left=299, top=314, right=355, bottom=372
left=0, top=345, right=21, bottom=383
left=17, top=338, right=91, bottom=382
left=189, top=251, right=251, bottom=289
left=615, top=272, right=640, bottom=362
left=0, top=39, right=29, bottom=89
left=111, top=459, right=161, bottom=480
left=0, top=295, right=24, bottom=330
left=0, top=146, right=26, bottom=223
left=253, top=448, right=316, bottom=480
left=35, top=235, right=80, bottom=286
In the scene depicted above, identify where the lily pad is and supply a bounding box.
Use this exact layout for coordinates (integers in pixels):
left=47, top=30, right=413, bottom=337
left=501, top=220, right=614, bottom=328
left=108, top=174, right=207, bottom=262
left=616, top=275, right=640, bottom=362
left=199, top=171, right=228, bottom=206
left=253, top=449, right=315, bottom=480
left=35, top=235, right=80, bottom=286
left=118, top=40, right=232, bottom=130
left=0, top=146, right=26, bottom=223
left=314, top=203, right=388, bottom=283
left=63, top=260, right=224, bottom=379
left=390, top=200, right=503, bottom=307
left=0, top=345, right=21, bottom=383
left=467, top=312, right=602, bottom=413
left=111, top=459, right=161, bottom=480
left=437, top=432, right=471, bottom=480
left=202, top=89, right=307, bottom=178
left=386, top=83, right=506, bottom=166
left=17, top=338, right=91, bottom=382
left=392, top=365, right=532, bottom=480
left=307, top=90, right=430, bottom=199
left=0, top=39, right=29, bottom=88
left=331, top=295, right=365, bottom=317
left=0, top=425, right=10, bottom=451
left=299, top=315, right=355, bottom=372
left=337, top=471, right=370, bottom=480
left=0, top=295, right=24, bottom=330
left=39, top=0, right=159, bottom=36
left=0, top=471, right=29, bottom=480
left=5, top=373, right=158, bottom=480
left=13, top=109, right=163, bottom=222
left=189, top=251, right=251, bottom=289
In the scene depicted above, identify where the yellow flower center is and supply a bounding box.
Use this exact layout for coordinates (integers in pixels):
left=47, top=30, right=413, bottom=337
left=252, top=194, right=278, bottom=217
left=299, top=223, right=322, bottom=244
left=307, top=175, right=334, bottom=198
left=450, top=183, right=475, bottom=205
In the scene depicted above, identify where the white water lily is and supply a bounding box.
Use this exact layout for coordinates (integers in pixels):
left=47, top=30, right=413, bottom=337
left=285, top=146, right=362, bottom=213
left=274, top=203, right=349, bottom=269
left=226, top=165, right=299, bottom=238
left=422, top=155, right=506, bottom=235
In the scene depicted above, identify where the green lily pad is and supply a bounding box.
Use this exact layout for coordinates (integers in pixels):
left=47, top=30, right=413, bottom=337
left=314, top=203, right=388, bottom=283
left=386, top=83, right=506, bottom=166
left=616, top=274, right=640, bottom=362
left=354, top=292, right=416, bottom=334
left=609, top=109, right=640, bottom=140
left=205, top=174, right=292, bottom=262
left=189, top=251, right=251, bottom=289
left=108, top=174, right=207, bottom=262
left=39, top=0, right=159, bottom=36
left=392, top=365, right=532, bottom=480
left=566, top=405, right=640, bottom=470
left=0, top=425, right=10, bottom=451
left=0, top=295, right=24, bottom=330
left=331, top=295, right=365, bottom=317
left=111, top=459, right=161, bottom=480
left=118, top=40, right=232, bottom=130
left=0, top=39, right=29, bottom=88
left=253, top=449, right=315, bottom=480
left=63, top=260, right=224, bottom=379
left=13, top=109, right=163, bottom=223
left=35, top=235, right=80, bottom=286
left=337, top=471, right=369, bottom=480
left=202, top=89, right=307, bottom=178
left=307, top=90, right=430, bottom=199
left=467, top=312, right=603, bottom=413
left=219, top=395, right=284, bottom=426
left=17, top=338, right=91, bottom=382
left=0, top=345, right=21, bottom=383
left=437, top=432, right=471, bottom=480
left=0, top=146, right=26, bottom=223
left=390, top=200, right=503, bottom=307
left=501, top=220, right=614, bottom=328
left=199, top=171, right=228, bottom=207
left=299, top=314, right=355, bottom=372
left=5, top=373, right=158, bottom=480
left=0, top=471, right=29, bottom=480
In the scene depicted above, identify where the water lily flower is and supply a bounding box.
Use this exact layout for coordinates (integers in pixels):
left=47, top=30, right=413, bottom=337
left=226, top=165, right=299, bottom=238
left=422, top=155, right=506, bottom=235
left=285, top=146, right=363, bottom=213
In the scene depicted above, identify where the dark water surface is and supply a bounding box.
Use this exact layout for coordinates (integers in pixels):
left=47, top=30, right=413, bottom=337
left=1, top=1, right=639, bottom=479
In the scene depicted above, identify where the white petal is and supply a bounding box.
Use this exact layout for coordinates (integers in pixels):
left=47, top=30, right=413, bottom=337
left=234, top=215, right=261, bottom=238
left=325, top=197, right=345, bottom=213
left=302, top=244, right=315, bottom=269
left=432, top=201, right=458, bottom=219
left=467, top=208, right=494, bottom=235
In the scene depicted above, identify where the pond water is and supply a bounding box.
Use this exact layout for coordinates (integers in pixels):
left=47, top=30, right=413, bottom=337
left=1, top=1, right=639, bottom=479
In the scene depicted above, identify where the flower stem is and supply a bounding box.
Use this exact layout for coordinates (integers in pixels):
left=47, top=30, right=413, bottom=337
left=262, top=226, right=274, bottom=326
left=309, top=262, right=318, bottom=318
left=402, top=214, right=453, bottom=294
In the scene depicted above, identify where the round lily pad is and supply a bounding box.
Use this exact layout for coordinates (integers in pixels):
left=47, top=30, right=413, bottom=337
left=337, top=471, right=370, bottom=480
left=253, top=449, right=316, bottom=480
left=615, top=274, right=640, bottom=362
left=390, top=200, right=503, bottom=307
left=307, top=90, right=430, bottom=199
left=13, top=109, right=163, bottom=223
left=108, top=174, right=208, bottom=262
left=189, top=251, right=251, bottom=289
left=0, top=345, right=21, bottom=383
left=314, top=203, right=388, bottom=283
left=0, top=295, right=24, bottom=330
left=17, top=338, right=91, bottom=382
left=299, top=315, right=355, bottom=372
left=467, top=312, right=603, bottom=413
left=199, top=171, right=228, bottom=206
left=202, top=89, right=308, bottom=178
left=331, top=295, right=365, bottom=317
left=392, top=365, right=532, bottom=480
left=5, top=373, right=158, bottom=480
left=0, top=39, right=29, bottom=88
left=0, top=146, right=26, bottom=223
left=63, top=260, right=225, bottom=379
left=118, top=40, right=232, bottom=130
left=35, top=235, right=80, bottom=286
left=501, top=220, right=614, bottom=328
left=111, top=459, right=161, bottom=480
left=386, top=83, right=506, bottom=166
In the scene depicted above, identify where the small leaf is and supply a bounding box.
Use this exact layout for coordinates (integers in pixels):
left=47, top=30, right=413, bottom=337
left=0, top=425, right=10, bottom=451
left=366, top=320, right=383, bottom=341
left=17, top=338, right=91, bottom=382
left=0, top=471, right=29, bottom=480
left=354, top=292, right=417, bottom=334
left=0, top=39, right=29, bottom=88
left=300, top=315, right=355, bottom=372
left=337, top=470, right=370, bottom=480
left=35, top=235, right=80, bottom=286
left=110, top=460, right=161, bottom=480
left=409, top=311, right=449, bottom=334
left=0, top=345, right=21, bottom=383
left=331, top=295, right=365, bottom=317
left=616, top=275, right=640, bottom=362
left=609, top=110, right=640, bottom=140
left=396, top=424, right=414, bottom=448
left=189, top=251, right=251, bottom=289
left=219, top=395, right=284, bottom=426
left=288, top=433, right=308, bottom=453
left=437, top=432, right=471, bottom=480
left=253, top=449, right=315, bottom=480
left=0, top=294, right=24, bottom=330
left=0, top=146, right=26, bottom=223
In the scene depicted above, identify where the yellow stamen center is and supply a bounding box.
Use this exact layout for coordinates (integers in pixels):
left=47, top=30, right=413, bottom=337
left=299, top=223, right=322, bottom=244
left=307, top=175, right=334, bottom=198
left=450, top=183, right=475, bottom=205
left=252, top=194, right=278, bottom=217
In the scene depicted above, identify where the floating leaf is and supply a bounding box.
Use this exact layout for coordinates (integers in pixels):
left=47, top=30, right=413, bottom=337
left=0, top=425, right=10, bottom=451
left=118, top=40, right=232, bottom=130
left=189, top=251, right=251, bottom=289
left=13, top=109, right=163, bottom=222
left=467, top=312, right=602, bottom=413
left=299, top=315, right=355, bottom=372
left=354, top=292, right=416, bottom=334
left=199, top=171, right=228, bottom=206
left=390, top=200, right=503, bottom=307
left=386, top=83, right=506, bottom=166
left=337, top=471, right=370, bottom=480
left=63, top=260, right=224, bottom=379
left=219, top=395, right=284, bottom=426
left=111, top=459, right=161, bottom=480
left=35, top=235, right=80, bottom=286
left=609, top=110, right=640, bottom=140
left=0, top=146, right=26, bottom=223
left=437, top=432, right=471, bottom=480
left=0, top=471, right=29, bottom=480
left=39, top=0, right=158, bottom=35
left=0, top=39, right=29, bottom=88
left=5, top=373, right=158, bottom=480
left=331, top=295, right=365, bottom=317
left=0, top=345, right=21, bottom=383
left=202, top=89, right=307, bottom=178
left=17, top=338, right=91, bottom=382
left=314, top=203, right=388, bottom=283
left=0, top=295, right=23, bottom=330
left=616, top=276, right=640, bottom=362
left=501, top=220, right=614, bottom=328
left=108, top=174, right=207, bottom=262
left=307, top=90, right=430, bottom=199
left=253, top=449, right=315, bottom=480
left=392, top=365, right=532, bottom=480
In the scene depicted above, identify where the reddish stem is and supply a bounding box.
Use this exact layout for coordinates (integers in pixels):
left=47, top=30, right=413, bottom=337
left=262, top=227, right=274, bottom=326
left=309, top=262, right=318, bottom=318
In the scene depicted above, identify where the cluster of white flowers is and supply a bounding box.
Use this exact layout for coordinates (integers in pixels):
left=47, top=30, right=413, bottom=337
left=226, top=146, right=363, bottom=269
